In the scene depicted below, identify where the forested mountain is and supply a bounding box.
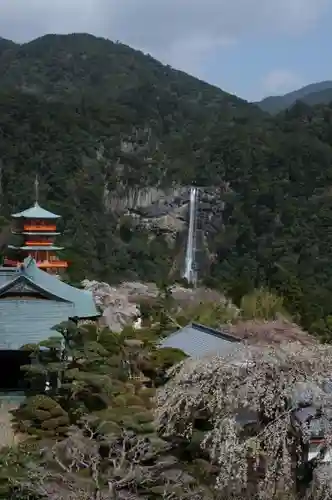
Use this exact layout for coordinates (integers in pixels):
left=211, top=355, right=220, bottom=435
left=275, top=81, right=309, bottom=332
left=0, top=37, right=16, bottom=56
left=1, top=34, right=332, bottom=334
left=0, top=33, right=263, bottom=283
left=0, top=33, right=257, bottom=111
left=257, top=80, right=332, bottom=114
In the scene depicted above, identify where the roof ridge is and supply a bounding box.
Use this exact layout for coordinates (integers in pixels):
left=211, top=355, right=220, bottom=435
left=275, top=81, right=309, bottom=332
left=0, top=273, right=22, bottom=294
left=22, top=260, right=74, bottom=302
left=21, top=260, right=99, bottom=318
left=0, top=273, right=71, bottom=302
left=23, top=255, right=35, bottom=268
left=190, top=322, right=241, bottom=342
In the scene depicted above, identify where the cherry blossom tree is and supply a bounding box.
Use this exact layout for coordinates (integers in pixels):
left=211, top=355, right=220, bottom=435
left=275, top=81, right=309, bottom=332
left=156, top=342, right=332, bottom=500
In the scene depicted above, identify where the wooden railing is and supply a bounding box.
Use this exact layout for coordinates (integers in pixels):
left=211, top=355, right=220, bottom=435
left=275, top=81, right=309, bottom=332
left=3, top=258, right=19, bottom=267
left=23, top=225, right=57, bottom=232
left=25, top=241, right=53, bottom=246
left=37, top=261, right=68, bottom=269
left=3, top=258, right=68, bottom=269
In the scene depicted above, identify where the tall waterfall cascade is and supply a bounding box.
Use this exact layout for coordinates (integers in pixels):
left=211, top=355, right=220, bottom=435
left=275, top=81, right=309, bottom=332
left=183, top=186, right=198, bottom=286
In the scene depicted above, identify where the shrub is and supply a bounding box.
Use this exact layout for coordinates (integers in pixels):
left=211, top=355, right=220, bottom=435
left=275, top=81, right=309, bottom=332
left=11, top=395, right=69, bottom=439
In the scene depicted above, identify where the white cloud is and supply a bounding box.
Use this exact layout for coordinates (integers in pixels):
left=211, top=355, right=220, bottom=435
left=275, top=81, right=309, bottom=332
left=262, top=69, right=304, bottom=95
left=0, top=0, right=329, bottom=75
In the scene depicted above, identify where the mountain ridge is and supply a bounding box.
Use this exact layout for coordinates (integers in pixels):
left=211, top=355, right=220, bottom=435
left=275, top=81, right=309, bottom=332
left=257, top=80, right=332, bottom=114
left=1, top=32, right=331, bottom=115
left=0, top=33, right=254, bottom=108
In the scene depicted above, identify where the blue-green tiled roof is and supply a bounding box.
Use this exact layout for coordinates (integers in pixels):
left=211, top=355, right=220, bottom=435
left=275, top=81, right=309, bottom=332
left=12, top=202, right=60, bottom=219
left=0, top=267, right=20, bottom=287
left=22, top=257, right=99, bottom=318
left=0, top=299, right=74, bottom=349
left=0, top=258, right=100, bottom=349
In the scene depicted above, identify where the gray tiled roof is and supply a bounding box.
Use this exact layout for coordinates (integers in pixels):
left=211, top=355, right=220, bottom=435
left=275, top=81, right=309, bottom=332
left=160, top=322, right=241, bottom=358
left=11, top=202, right=60, bottom=219
left=162, top=325, right=332, bottom=435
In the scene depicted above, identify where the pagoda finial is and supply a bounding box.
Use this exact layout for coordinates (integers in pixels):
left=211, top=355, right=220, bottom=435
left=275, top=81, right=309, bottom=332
left=34, top=174, right=39, bottom=205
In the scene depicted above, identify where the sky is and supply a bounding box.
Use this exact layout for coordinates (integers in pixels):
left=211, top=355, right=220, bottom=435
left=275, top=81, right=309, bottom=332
left=0, top=0, right=331, bottom=101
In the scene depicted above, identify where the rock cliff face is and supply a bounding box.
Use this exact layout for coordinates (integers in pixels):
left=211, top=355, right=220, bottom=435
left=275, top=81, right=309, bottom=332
left=109, top=185, right=226, bottom=240
left=82, top=279, right=229, bottom=332
left=116, top=187, right=190, bottom=235
left=107, top=186, right=188, bottom=213
left=104, top=184, right=228, bottom=279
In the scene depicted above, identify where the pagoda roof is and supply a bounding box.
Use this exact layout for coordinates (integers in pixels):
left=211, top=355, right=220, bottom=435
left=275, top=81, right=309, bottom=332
left=8, top=245, right=64, bottom=251
left=0, top=257, right=100, bottom=350
left=19, top=232, right=61, bottom=236
left=12, top=202, right=60, bottom=219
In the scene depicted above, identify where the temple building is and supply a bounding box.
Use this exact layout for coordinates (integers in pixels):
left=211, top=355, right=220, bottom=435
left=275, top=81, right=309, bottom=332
left=0, top=255, right=99, bottom=349
left=3, top=201, right=68, bottom=273
left=0, top=197, right=100, bottom=391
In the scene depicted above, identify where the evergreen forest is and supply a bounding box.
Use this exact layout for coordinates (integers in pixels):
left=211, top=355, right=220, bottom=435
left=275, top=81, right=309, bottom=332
left=1, top=33, right=332, bottom=336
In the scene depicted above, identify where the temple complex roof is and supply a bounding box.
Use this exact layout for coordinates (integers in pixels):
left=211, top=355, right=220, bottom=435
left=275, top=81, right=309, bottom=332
left=11, top=202, right=60, bottom=219
left=0, top=257, right=100, bottom=350
left=160, top=322, right=241, bottom=358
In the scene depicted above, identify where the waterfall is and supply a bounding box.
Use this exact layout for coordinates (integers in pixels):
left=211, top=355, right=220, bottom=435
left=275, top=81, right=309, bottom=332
left=183, top=187, right=198, bottom=285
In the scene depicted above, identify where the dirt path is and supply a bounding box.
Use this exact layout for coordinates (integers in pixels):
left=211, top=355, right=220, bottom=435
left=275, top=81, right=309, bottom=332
left=0, top=402, right=18, bottom=448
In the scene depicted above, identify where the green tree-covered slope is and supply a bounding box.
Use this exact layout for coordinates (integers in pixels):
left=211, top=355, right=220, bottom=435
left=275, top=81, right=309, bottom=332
left=0, top=33, right=263, bottom=284
left=1, top=34, right=332, bottom=332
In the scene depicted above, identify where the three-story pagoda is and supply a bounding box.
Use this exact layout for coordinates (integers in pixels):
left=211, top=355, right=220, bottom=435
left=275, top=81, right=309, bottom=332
left=4, top=201, right=68, bottom=273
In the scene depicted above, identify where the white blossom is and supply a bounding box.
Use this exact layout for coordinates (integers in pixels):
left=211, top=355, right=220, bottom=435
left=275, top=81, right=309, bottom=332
left=156, top=342, right=332, bottom=499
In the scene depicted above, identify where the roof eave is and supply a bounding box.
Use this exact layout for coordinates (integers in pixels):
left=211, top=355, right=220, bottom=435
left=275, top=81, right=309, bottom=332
left=13, top=232, right=61, bottom=236
left=187, top=322, right=242, bottom=343
left=22, top=257, right=100, bottom=318
left=11, top=213, right=61, bottom=219
left=0, top=274, right=72, bottom=303
left=16, top=246, right=64, bottom=250
left=11, top=202, right=61, bottom=219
